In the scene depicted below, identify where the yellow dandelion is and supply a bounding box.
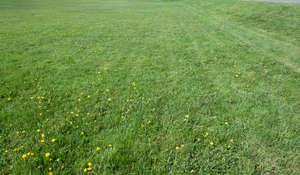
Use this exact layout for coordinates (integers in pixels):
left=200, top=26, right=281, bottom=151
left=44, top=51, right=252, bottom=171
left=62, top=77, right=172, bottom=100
left=175, top=146, right=180, bottom=150
left=75, top=114, right=79, bottom=117
left=107, top=98, right=111, bottom=102
left=45, top=152, right=50, bottom=157
left=41, top=133, right=45, bottom=138
left=22, top=154, right=27, bottom=159
left=5, top=150, right=8, bottom=153
left=22, top=130, right=26, bottom=133
left=69, top=121, right=73, bottom=125
left=88, top=95, right=91, bottom=98
left=49, top=172, right=53, bottom=175
left=108, top=144, right=112, bottom=147
left=71, top=112, right=74, bottom=114
left=210, top=141, right=214, bottom=146
left=30, top=152, right=34, bottom=156
left=225, top=121, right=229, bottom=126
left=51, top=139, right=56, bottom=142
left=78, top=98, right=81, bottom=102
left=228, top=145, right=231, bottom=149
left=49, top=168, right=52, bottom=171
left=204, top=132, right=208, bottom=137
left=41, top=139, right=45, bottom=143
left=96, top=147, right=101, bottom=151
left=84, top=168, right=87, bottom=173
left=16, top=131, right=20, bottom=135
left=87, top=167, right=92, bottom=171
left=147, top=120, right=151, bottom=124
left=81, top=132, right=84, bottom=135
left=197, top=138, right=201, bottom=142
left=88, top=162, right=92, bottom=167
left=8, top=97, right=11, bottom=101
left=36, top=129, right=40, bottom=132
left=56, top=158, right=60, bottom=162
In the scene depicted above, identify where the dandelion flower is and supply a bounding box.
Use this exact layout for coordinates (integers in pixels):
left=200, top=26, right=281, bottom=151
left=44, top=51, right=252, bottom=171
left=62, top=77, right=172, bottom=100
left=37, top=129, right=40, bottom=132
left=49, top=168, right=52, bottom=171
left=88, top=95, right=91, bottom=99
left=49, top=172, right=53, bottom=175
left=225, top=121, right=228, bottom=126
left=84, top=168, right=87, bottom=173
left=210, top=141, right=214, bottom=146
left=69, top=121, right=73, bottom=125
left=227, top=145, right=231, bottom=149
left=41, top=140, right=45, bottom=143
left=5, top=150, right=8, bottom=153
left=204, top=132, right=208, bottom=137
left=87, top=167, right=92, bottom=171
left=107, top=98, right=111, bottom=102
left=108, top=144, right=112, bottom=147
left=45, top=152, right=50, bottom=157
left=147, top=120, right=151, bottom=124
left=96, top=147, right=101, bottom=151
left=22, top=154, right=27, bottom=159
left=88, top=162, right=92, bottom=167
left=78, top=98, right=81, bottom=102
left=175, top=146, right=180, bottom=150
left=197, top=138, right=201, bottom=141
left=56, top=158, right=60, bottom=162
left=41, top=133, right=45, bottom=138
left=8, top=97, right=11, bottom=101
left=51, top=139, right=56, bottom=142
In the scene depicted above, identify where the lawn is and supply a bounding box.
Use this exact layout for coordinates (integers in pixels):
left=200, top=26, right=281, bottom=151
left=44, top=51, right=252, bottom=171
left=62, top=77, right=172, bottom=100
left=0, top=0, right=300, bottom=174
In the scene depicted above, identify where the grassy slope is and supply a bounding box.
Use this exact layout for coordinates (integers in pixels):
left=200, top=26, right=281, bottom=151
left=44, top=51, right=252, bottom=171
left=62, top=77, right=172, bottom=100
left=0, top=0, right=300, bottom=174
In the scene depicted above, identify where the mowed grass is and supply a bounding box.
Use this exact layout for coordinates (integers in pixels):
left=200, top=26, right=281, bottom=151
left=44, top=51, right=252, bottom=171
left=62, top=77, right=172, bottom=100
left=0, top=0, right=300, bottom=174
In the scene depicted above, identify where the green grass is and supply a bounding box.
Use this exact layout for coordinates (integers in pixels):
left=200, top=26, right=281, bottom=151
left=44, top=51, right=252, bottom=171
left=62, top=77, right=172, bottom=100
left=1, top=0, right=300, bottom=174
